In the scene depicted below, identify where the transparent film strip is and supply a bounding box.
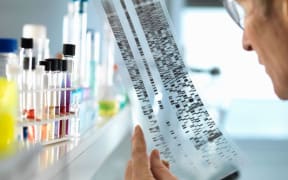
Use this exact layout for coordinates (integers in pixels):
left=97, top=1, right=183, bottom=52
left=95, top=0, right=242, bottom=179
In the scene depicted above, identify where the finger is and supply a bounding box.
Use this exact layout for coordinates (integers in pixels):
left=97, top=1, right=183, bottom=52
left=149, top=153, right=170, bottom=169
left=161, top=160, right=170, bottom=169
left=125, top=160, right=132, bottom=180
left=132, top=125, right=150, bottom=175
left=150, top=149, right=177, bottom=180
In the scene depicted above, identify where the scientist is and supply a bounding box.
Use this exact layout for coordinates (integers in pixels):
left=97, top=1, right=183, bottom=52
left=125, top=0, right=288, bottom=179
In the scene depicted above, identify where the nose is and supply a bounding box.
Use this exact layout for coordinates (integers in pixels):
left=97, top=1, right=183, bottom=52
left=242, top=30, right=253, bottom=51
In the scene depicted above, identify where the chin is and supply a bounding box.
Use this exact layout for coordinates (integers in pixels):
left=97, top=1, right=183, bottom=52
left=277, top=94, right=288, bottom=100
left=274, top=87, right=288, bottom=100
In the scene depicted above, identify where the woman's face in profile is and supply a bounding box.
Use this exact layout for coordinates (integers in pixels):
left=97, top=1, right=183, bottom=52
left=239, top=0, right=288, bottom=99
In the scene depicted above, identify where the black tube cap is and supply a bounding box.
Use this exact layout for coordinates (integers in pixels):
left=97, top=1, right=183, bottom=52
left=57, top=60, right=62, bottom=71
left=46, top=59, right=60, bottom=71
left=63, top=44, right=76, bottom=56
left=21, top=38, right=33, bottom=49
left=40, top=60, right=50, bottom=71
left=23, top=57, right=36, bottom=70
left=60, top=60, right=68, bottom=72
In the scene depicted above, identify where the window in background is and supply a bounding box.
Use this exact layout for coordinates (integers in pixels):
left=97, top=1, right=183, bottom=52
left=181, top=8, right=277, bottom=100
left=180, top=8, right=288, bottom=139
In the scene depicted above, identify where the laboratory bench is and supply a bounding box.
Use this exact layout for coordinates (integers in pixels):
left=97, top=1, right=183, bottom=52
left=0, top=105, right=132, bottom=180
left=2, top=100, right=288, bottom=180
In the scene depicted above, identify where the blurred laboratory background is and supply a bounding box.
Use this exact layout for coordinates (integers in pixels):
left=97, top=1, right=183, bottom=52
left=0, top=0, right=287, bottom=180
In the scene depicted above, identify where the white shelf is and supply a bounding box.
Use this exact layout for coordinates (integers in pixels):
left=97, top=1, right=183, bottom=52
left=30, top=106, right=132, bottom=180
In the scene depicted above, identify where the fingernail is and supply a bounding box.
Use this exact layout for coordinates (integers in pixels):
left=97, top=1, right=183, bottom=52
left=133, top=125, right=140, bottom=139
left=135, top=125, right=141, bottom=134
left=135, top=125, right=140, bottom=132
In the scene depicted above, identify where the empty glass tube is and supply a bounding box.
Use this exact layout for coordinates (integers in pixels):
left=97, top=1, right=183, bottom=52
left=34, top=66, right=45, bottom=143
left=46, top=59, right=58, bottom=141
left=39, top=60, right=50, bottom=142
left=19, top=38, right=33, bottom=118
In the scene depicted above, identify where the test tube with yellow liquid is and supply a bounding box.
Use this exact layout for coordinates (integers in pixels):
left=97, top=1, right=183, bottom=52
left=97, top=24, right=120, bottom=121
left=98, top=96, right=119, bottom=118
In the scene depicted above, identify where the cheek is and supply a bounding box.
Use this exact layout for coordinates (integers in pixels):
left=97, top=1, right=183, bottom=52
left=244, top=13, right=288, bottom=99
left=245, top=17, right=278, bottom=64
left=244, top=17, right=261, bottom=48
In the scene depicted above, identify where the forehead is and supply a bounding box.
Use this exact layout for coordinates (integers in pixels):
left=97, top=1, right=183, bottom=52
left=244, top=0, right=273, bottom=16
left=236, top=0, right=253, bottom=7
left=236, top=0, right=268, bottom=7
left=236, top=0, right=270, bottom=14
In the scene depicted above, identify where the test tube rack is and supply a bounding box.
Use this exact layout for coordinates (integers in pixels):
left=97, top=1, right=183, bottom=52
left=17, top=86, right=82, bottom=146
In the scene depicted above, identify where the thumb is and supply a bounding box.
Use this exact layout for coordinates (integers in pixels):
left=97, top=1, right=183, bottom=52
left=150, top=149, right=177, bottom=180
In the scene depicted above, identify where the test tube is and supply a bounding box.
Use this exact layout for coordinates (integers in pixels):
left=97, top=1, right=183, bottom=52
left=34, top=66, right=45, bottom=120
left=19, top=38, right=34, bottom=143
left=60, top=60, right=68, bottom=116
left=55, top=60, right=63, bottom=139
left=25, top=57, right=36, bottom=143
left=24, top=57, right=36, bottom=119
left=19, top=38, right=33, bottom=117
left=39, top=60, right=50, bottom=142
left=46, top=59, right=58, bottom=141
left=66, top=60, right=73, bottom=136
left=60, top=60, right=68, bottom=138
left=34, top=66, right=45, bottom=142
left=62, top=44, right=75, bottom=136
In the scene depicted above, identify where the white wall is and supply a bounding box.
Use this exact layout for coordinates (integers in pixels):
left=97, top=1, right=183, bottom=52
left=0, top=0, right=100, bottom=55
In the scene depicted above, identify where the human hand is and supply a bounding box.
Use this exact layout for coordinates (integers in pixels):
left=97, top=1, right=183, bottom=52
left=125, top=125, right=177, bottom=180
